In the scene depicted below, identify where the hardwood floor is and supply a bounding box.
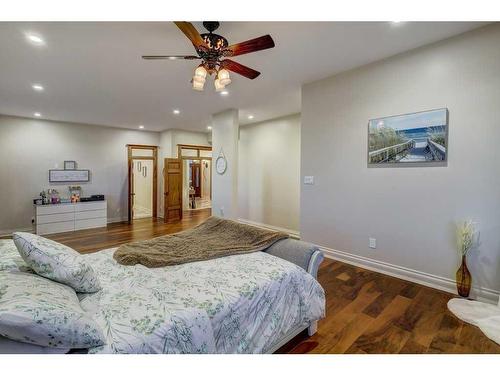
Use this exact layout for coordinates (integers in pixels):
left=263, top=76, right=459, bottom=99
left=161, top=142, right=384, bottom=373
left=11, top=209, right=500, bottom=354
left=278, top=259, right=500, bottom=354
left=45, top=209, right=212, bottom=254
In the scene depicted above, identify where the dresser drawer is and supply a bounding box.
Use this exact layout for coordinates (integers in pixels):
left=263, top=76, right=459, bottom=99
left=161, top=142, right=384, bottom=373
left=37, top=212, right=75, bottom=225
left=75, top=209, right=106, bottom=220
left=75, top=202, right=107, bottom=212
left=36, top=204, right=74, bottom=215
left=75, top=217, right=107, bottom=231
left=37, top=221, right=75, bottom=235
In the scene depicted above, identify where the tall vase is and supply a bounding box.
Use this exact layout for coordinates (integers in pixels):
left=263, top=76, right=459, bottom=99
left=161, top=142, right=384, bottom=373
left=456, top=255, right=472, bottom=298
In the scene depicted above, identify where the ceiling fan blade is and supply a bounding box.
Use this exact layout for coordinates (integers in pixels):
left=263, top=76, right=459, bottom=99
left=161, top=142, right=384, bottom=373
left=142, top=55, right=200, bottom=60
left=224, top=35, right=275, bottom=57
left=220, top=59, right=261, bottom=80
left=174, top=21, right=208, bottom=49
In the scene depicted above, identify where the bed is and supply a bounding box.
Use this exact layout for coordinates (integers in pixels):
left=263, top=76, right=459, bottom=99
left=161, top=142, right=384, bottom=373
left=0, top=235, right=325, bottom=354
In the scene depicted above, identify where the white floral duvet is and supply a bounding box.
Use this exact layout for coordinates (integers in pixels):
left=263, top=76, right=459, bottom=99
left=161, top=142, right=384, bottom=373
left=0, top=240, right=325, bottom=354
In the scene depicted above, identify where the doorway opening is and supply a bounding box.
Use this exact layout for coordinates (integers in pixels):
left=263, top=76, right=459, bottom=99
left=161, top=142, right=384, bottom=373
left=127, top=144, right=158, bottom=222
left=177, top=144, right=212, bottom=212
left=184, top=159, right=211, bottom=211
left=163, top=144, right=212, bottom=223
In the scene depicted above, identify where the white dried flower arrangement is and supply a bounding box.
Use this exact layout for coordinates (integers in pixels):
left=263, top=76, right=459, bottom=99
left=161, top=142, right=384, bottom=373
left=456, top=220, right=479, bottom=257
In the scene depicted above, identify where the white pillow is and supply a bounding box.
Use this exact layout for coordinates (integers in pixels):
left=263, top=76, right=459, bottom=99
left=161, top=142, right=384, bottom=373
left=13, top=232, right=101, bottom=293
left=0, top=271, right=105, bottom=349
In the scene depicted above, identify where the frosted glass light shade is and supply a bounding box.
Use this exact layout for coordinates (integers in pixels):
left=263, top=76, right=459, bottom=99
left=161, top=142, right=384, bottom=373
left=217, top=68, right=231, bottom=86
left=192, top=77, right=204, bottom=91
left=195, top=65, right=208, bottom=79
left=214, top=78, right=225, bottom=92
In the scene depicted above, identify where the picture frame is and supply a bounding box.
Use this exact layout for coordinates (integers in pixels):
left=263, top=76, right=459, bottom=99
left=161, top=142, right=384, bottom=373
left=368, top=108, right=449, bottom=166
left=49, top=169, right=90, bottom=183
left=64, top=160, right=77, bottom=170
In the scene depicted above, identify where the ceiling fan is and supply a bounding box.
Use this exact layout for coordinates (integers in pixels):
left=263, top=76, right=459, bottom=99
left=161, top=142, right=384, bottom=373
left=142, top=21, right=275, bottom=92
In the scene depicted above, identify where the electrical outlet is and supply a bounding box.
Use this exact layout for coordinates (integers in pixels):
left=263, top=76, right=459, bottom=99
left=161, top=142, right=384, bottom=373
left=369, top=237, right=376, bottom=249
left=31, top=217, right=35, bottom=224
left=304, top=176, right=314, bottom=185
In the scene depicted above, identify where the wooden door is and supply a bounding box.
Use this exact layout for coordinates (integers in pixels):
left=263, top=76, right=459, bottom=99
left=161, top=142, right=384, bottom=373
left=164, top=158, right=183, bottom=223
left=191, top=163, right=202, bottom=197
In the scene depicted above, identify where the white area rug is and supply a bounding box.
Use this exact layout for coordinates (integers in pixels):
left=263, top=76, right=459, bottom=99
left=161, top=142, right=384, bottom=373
left=448, top=298, right=500, bottom=345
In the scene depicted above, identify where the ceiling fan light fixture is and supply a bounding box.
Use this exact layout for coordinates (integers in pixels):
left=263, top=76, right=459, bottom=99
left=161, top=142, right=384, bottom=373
left=192, top=77, right=205, bottom=91
left=217, top=68, right=231, bottom=86
left=214, top=78, right=225, bottom=92
left=195, top=65, right=208, bottom=80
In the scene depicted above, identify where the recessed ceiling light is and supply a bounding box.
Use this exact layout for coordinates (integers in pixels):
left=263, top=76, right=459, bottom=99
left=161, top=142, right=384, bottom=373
left=173, top=109, right=180, bottom=115
left=207, top=126, right=212, bottom=130
left=220, top=90, right=229, bottom=96
left=34, top=112, right=41, bottom=117
left=32, top=84, right=44, bottom=91
left=26, top=33, right=45, bottom=45
left=138, top=125, right=144, bottom=129
left=247, top=115, right=254, bottom=120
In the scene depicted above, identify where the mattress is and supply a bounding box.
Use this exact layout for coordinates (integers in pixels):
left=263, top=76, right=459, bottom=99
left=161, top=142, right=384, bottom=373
left=0, top=239, right=325, bottom=354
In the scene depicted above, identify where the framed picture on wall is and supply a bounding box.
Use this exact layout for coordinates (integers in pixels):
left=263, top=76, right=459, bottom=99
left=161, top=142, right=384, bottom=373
left=49, top=169, right=90, bottom=183
left=368, top=108, right=448, bottom=165
left=64, top=160, right=77, bottom=170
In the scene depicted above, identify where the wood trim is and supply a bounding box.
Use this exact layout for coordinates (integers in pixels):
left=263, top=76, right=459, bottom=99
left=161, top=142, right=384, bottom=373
left=127, top=146, right=133, bottom=222
left=177, top=144, right=212, bottom=151
left=179, top=156, right=212, bottom=161
left=177, top=144, right=212, bottom=159
left=126, top=144, right=159, bottom=149
left=152, top=147, right=158, bottom=218
left=131, top=156, right=155, bottom=160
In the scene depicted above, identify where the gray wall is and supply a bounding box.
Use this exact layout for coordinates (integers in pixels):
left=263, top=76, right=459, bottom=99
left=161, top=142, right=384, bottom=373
left=301, top=24, right=500, bottom=298
left=211, top=109, right=239, bottom=219
left=0, top=115, right=159, bottom=233
left=239, top=114, right=301, bottom=231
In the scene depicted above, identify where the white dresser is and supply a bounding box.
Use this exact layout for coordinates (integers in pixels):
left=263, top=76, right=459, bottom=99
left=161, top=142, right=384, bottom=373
left=35, top=201, right=107, bottom=235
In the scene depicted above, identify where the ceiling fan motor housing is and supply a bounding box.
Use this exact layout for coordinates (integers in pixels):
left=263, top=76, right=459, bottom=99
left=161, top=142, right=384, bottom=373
left=203, top=21, right=220, bottom=33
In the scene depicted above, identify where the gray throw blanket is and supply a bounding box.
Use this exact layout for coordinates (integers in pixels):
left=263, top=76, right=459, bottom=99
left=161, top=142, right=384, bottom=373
left=113, top=216, right=289, bottom=267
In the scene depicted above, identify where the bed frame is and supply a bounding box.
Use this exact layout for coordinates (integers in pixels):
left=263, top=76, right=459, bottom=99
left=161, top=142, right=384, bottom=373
left=1, top=238, right=324, bottom=354
left=264, top=238, right=324, bottom=353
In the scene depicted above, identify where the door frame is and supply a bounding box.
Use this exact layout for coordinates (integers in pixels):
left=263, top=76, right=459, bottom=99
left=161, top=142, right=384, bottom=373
left=177, top=144, right=212, bottom=160
left=177, top=144, right=212, bottom=203
left=127, top=144, right=158, bottom=222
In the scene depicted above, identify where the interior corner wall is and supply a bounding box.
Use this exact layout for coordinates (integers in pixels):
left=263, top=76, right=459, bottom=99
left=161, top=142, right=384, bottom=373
left=238, top=114, right=301, bottom=232
left=0, top=115, right=160, bottom=233
left=301, top=24, right=500, bottom=300
left=211, top=109, right=239, bottom=219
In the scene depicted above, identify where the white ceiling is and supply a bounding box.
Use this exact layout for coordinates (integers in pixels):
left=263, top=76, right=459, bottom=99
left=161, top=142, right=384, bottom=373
left=0, top=22, right=486, bottom=132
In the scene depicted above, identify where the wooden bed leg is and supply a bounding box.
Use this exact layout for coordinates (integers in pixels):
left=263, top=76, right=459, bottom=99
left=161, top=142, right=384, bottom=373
left=308, top=321, right=318, bottom=336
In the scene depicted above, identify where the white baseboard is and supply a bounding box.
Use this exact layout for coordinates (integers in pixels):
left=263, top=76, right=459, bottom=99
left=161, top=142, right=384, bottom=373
left=319, top=245, right=500, bottom=304
left=107, top=216, right=128, bottom=224
left=235, top=219, right=499, bottom=304
left=0, top=227, right=33, bottom=237
left=237, top=218, right=300, bottom=239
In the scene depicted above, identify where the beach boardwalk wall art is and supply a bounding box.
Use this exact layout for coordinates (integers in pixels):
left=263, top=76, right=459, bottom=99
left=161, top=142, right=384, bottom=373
left=368, top=108, right=448, bottom=165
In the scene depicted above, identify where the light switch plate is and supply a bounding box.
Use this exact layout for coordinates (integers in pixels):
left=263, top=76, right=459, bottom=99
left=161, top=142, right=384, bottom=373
left=304, top=176, right=314, bottom=185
